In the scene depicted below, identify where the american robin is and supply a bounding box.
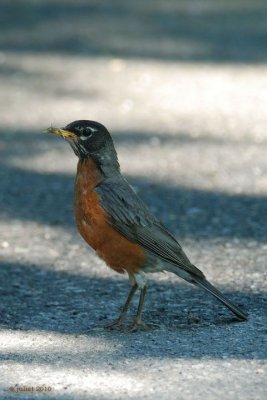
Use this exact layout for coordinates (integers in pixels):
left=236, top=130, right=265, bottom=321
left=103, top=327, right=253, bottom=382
left=47, top=120, right=247, bottom=331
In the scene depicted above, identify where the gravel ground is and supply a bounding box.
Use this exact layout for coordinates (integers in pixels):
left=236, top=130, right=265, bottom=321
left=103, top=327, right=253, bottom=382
left=0, top=1, right=266, bottom=399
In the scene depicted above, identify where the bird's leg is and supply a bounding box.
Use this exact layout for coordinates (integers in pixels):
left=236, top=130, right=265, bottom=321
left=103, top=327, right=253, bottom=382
left=128, top=285, right=151, bottom=332
left=103, top=283, right=138, bottom=329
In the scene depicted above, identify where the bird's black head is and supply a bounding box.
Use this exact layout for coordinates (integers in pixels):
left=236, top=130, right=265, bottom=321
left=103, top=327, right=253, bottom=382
left=47, top=120, right=120, bottom=174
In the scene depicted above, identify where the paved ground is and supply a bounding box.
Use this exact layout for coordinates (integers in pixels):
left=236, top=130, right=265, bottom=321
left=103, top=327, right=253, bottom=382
left=0, top=1, right=266, bottom=399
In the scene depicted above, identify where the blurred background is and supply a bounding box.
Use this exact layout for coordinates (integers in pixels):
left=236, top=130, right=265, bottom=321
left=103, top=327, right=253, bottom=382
left=0, top=0, right=266, bottom=398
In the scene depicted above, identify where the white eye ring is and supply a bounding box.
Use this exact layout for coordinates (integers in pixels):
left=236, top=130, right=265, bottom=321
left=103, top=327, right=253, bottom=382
left=80, top=133, right=93, bottom=140
left=80, top=126, right=98, bottom=140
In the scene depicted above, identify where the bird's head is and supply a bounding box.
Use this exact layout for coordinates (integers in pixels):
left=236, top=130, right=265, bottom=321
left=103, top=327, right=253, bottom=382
left=47, top=120, right=120, bottom=174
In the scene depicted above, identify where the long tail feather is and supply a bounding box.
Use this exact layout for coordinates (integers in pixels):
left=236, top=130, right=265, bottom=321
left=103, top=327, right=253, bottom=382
left=193, top=276, right=248, bottom=320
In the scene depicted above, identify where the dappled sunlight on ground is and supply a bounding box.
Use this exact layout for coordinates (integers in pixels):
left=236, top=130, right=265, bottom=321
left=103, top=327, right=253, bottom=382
left=0, top=1, right=266, bottom=399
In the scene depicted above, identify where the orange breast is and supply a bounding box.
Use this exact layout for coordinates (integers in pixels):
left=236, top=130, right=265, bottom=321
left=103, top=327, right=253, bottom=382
left=74, top=159, right=145, bottom=274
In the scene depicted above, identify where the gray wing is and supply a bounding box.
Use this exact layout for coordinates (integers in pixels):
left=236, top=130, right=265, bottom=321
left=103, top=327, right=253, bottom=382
left=96, top=179, right=204, bottom=278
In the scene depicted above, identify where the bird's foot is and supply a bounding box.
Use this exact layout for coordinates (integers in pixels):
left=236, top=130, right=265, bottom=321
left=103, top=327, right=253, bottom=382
left=127, top=319, right=156, bottom=333
left=99, top=315, right=126, bottom=330
left=98, top=318, right=158, bottom=332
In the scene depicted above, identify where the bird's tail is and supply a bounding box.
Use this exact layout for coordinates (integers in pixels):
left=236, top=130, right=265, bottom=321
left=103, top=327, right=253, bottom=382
left=192, top=275, right=248, bottom=320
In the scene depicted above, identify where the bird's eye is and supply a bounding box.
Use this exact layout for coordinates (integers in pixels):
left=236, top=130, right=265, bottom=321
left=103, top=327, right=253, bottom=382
left=85, top=127, right=94, bottom=136
left=79, top=127, right=97, bottom=140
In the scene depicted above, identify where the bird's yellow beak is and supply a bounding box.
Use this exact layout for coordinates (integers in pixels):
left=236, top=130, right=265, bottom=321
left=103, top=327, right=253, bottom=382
left=46, top=127, right=77, bottom=140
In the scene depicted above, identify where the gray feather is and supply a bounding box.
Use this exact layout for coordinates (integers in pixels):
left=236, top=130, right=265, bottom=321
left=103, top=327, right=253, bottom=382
left=95, top=178, right=204, bottom=278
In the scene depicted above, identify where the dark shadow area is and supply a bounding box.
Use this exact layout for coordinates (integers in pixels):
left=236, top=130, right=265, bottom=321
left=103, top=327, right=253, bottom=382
left=0, top=129, right=266, bottom=241
left=2, top=162, right=267, bottom=241
left=0, top=261, right=266, bottom=361
left=0, top=0, right=267, bottom=63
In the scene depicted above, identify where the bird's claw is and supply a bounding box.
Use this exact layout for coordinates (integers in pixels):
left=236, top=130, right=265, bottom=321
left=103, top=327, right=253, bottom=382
left=127, top=319, right=155, bottom=332
left=98, top=315, right=126, bottom=330
left=98, top=317, right=157, bottom=332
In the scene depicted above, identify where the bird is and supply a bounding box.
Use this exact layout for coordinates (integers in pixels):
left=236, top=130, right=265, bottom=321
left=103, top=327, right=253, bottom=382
left=47, top=120, right=247, bottom=331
